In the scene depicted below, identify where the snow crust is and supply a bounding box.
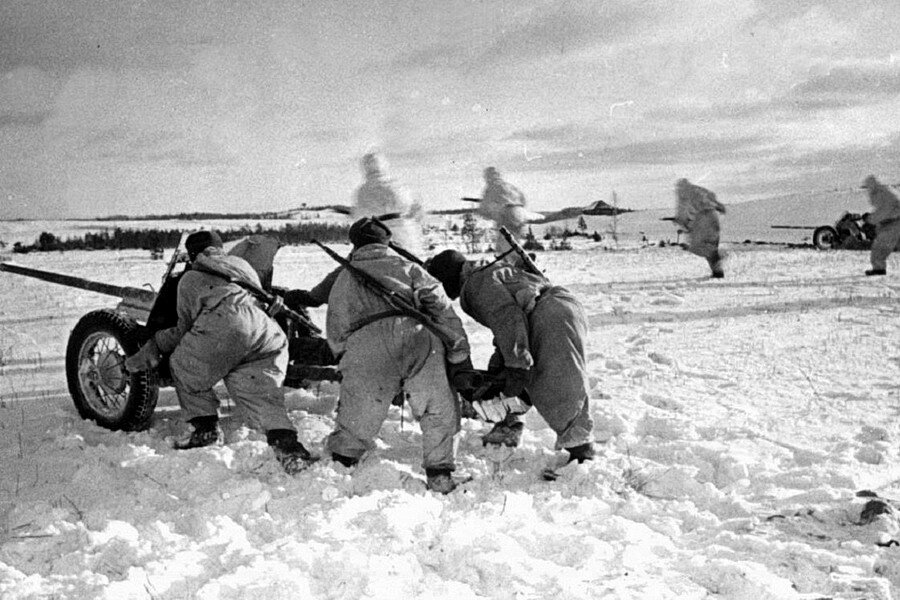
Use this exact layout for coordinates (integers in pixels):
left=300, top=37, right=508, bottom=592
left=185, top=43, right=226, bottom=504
left=2, top=232, right=900, bottom=599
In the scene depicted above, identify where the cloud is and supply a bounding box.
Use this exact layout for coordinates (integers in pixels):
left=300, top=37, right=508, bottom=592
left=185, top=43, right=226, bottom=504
left=481, top=1, right=649, bottom=62
left=646, top=62, right=900, bottom=125
left=388, top=43, right=472, bottom=71
left=790, top=65, right=900, bottom=96
left=383, top=0, right=664, bottom=74
left=46, top=124, right=238, bottom=170
left=0, top=112, right=50, bottom=127
left=513, top=135, right=766, bottom=171
left=768, top=133, right=900, bottom=170
left=0, top=66, right=58, bottom=118
left=750, top=0, right=894, bottom=21
left=504, top=123, right=606, bottom=144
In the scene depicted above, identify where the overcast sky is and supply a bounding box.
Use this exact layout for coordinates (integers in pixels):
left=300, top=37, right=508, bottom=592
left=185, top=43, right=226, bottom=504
left=2, top=0, right=899, bottom=218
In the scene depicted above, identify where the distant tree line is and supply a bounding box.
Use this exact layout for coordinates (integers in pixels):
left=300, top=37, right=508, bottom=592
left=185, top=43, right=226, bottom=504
left=11, top=222, right=351, bottom=254
left=95, top=206, right=337, bottom=221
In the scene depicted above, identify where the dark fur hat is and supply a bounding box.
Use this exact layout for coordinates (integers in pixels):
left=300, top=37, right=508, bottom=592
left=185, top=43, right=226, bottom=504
left=348, top=217, right=392, bottom=248
left=185, top=230, right=223, bottom=261
left=425, top=249, right=467, bottom=299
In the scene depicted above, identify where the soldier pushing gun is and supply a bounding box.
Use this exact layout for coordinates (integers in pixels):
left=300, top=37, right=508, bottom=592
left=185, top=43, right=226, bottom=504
left=314, top=218, right=473, bottom=494
left=427, top=227, right=596, bottom=474
left=125, top=231, right=317, bottom=475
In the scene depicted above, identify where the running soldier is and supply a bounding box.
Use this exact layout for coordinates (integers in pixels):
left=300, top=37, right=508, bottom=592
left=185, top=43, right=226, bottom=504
left=860, top=175, right=900, bottom=276
left=673, top=178, right=727, bottom=278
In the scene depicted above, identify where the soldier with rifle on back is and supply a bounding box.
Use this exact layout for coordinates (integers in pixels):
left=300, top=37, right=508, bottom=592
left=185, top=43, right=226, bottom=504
left=314, top=218, right=473, bottom=494
left=426, top=228, right=596, bottom=474
left=125, top=230, right=317, bottom=474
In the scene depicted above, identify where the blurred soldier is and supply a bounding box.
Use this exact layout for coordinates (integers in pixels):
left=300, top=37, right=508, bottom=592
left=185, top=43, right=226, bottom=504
left=324, top=218, right=472, bottom=494
left=125, top=231, right=315, bottom=474
left=673, top=178, right=727, bottom=278
left=283, top=153, right=424, bottom=310
left=861, top=175, right=900, bottom=276
left=352, top=152, right=425, bottom=254
left=479, top=167, right=529, bottom=258
left=425, top=249, right=596, bottom=466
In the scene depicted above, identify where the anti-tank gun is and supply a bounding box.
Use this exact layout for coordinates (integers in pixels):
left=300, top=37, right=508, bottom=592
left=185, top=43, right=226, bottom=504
left=771, top=211, right=877, bottom=250
left=0, top=235, right=338, bottom=432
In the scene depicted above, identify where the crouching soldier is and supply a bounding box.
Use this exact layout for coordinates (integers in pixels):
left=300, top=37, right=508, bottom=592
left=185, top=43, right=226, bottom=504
left=425, top=249, right=596, bottom=467
left=125, top=230, right=315, bottom=474
left=323, top=218, right=471, bottom=494
left=673, top=178, right=727, bottom=278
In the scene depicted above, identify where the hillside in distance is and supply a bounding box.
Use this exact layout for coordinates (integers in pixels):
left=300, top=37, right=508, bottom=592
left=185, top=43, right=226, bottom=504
left=533, top=187, right=873, bottom=245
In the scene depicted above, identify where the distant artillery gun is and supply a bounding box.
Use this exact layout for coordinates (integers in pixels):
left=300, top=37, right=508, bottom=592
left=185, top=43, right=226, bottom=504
left=771, top=212, right=876, bottom=250
left=0, top=237, right=339, bottom=432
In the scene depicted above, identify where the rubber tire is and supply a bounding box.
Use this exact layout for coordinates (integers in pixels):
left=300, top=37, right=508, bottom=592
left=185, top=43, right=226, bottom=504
left=66, top=309, right=159, bottom=431
left=812, top=226, right=838, bottom=250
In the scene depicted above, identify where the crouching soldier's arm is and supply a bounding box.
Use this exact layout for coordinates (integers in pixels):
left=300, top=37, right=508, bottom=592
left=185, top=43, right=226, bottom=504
left=463, top=279, right=533, bottom=397
left=283, top=266, right=342, bottom=309
left=412, top=265, right=470, bottom=366
left=125, top=272, right=202, bottom=372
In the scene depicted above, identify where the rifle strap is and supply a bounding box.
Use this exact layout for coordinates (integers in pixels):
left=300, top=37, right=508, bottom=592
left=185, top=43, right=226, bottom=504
left=346, top=309, right=406, bottom=338
left=192, top=265, right=266, bottom=302
left=473, top=248, right=517, bottom=274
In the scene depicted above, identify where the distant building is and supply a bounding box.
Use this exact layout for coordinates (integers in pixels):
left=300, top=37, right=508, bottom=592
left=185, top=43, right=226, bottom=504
left=582, top=200, right=632, bottom=216
left=539, top=199, right=634, bottom=224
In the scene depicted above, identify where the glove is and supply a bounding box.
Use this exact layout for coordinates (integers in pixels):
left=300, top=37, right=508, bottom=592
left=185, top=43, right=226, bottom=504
left=471, top=395, right=529, bottom=423
left=501, top=367, right=530, bottom=398
left=125, top=339, right=161, bottom=373
left=446, top=357, right=478, bottom=393
left=283, top=289, right=318, bottom=310
left=486, top=348, right=504, bottom=374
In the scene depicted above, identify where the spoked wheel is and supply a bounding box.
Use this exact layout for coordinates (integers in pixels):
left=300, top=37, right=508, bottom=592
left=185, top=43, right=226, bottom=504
left=812, top=226, right=838, bottom=250
left=66, top=309, right=159, bottom=431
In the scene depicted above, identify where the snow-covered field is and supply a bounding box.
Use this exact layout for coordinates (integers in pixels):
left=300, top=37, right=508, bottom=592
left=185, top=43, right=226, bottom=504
left=2, top=236, right=900, bottom=599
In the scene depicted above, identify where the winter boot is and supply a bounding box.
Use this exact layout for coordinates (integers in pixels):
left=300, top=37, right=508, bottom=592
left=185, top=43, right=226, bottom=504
left=173, top=415, right=222, bottom=450
left=566, top=442, right=596, bottom=464
left=460, top=398, right=480, bottom=420
left=482, top=414, right=524, bottom=447
left=541, top=442, right=597, bottom=481
left=267, top=429, right=317, bottom=475
left=709, top=252, right=725, bottom=278
left=331, top=452, right=359, bottom=468
left=425, top=468, right=457, bottom=494
left=866, top=269, right=887, bottom=276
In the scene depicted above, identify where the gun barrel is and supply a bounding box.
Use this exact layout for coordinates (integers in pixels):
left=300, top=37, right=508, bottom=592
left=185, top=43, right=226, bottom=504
left=0, top=261, right=157, bottom=307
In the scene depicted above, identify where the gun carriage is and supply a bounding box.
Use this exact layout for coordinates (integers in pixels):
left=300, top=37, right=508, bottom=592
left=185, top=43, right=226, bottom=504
left=0, top=236, right=338, bottom=432
left=771, top=212, right=877, bottom=250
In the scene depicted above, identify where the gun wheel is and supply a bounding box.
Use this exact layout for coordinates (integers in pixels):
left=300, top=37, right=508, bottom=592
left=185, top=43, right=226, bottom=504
left=812, top=226, right=838, bottom=250
left=66, top=309, right=159, bottom=431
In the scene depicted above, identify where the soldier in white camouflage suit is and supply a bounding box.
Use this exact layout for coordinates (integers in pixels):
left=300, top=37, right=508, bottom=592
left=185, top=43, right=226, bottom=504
left=426, top=249, right=596, bottom=465
left=352, top=152, right=425, bottom=254
left=125, top=231, right=315, bottom=474
left=673, top=178, right=727, bottom=278
left=323, top=218, right=472, bottom=494
left=861, top=175, right=900, bottom=276
left=479, top=167, right=529, bottom=259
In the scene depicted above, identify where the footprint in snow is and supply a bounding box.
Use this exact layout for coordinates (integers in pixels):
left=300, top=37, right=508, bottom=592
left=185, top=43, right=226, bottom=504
left=641, top=392, right=684, bottom=412
left=648, top=352, right=674, bottom=366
